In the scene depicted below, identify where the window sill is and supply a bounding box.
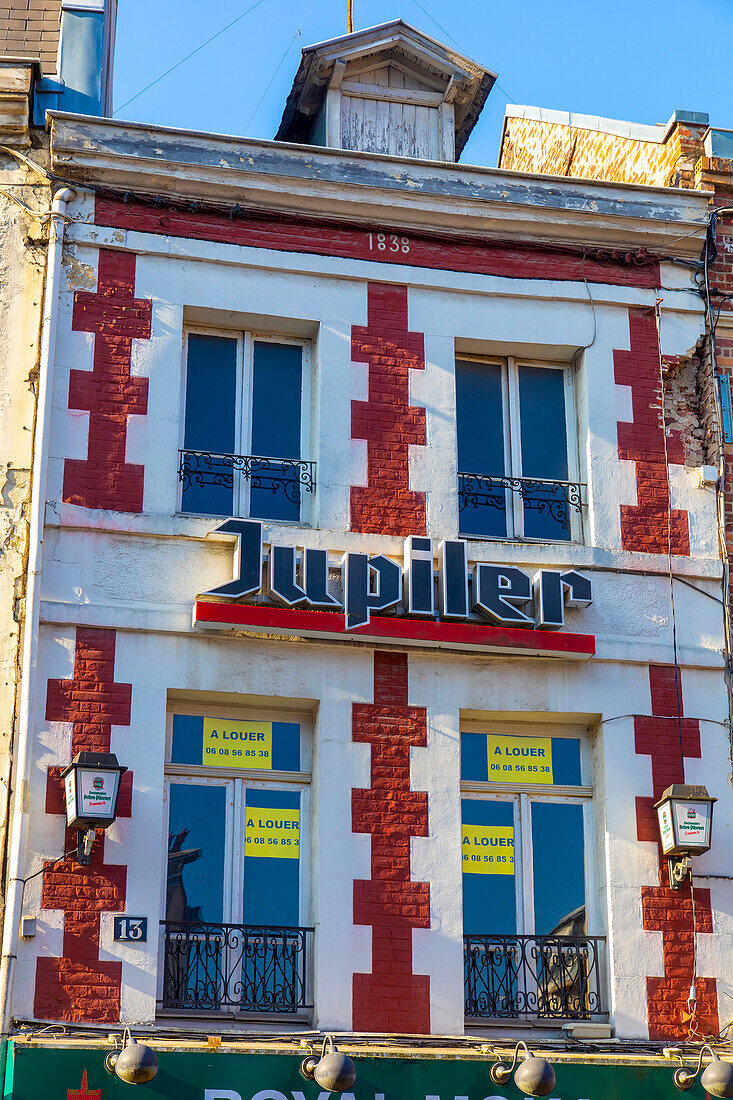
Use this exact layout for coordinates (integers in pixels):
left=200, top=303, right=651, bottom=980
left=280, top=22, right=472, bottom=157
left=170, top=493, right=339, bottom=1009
left=465, top=1017, right=613, bottom=1039
left=156, top=1008, right=313, bottom=1026
left=459, top=532, right=580, bottom=548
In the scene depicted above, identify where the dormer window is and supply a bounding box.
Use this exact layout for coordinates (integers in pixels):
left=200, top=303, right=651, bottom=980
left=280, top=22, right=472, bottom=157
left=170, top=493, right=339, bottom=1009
left=276, top=20, right=496, bottom=162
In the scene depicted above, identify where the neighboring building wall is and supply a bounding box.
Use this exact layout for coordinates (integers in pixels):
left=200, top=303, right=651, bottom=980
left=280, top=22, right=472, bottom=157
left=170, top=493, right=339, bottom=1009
left=0, top=62, right=50, bottom=934
left=499, top=108, right=708, bottom=189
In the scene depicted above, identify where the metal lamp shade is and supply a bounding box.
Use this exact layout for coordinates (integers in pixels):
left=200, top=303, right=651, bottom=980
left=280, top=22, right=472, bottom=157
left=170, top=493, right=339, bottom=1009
left=701, top=1055, right=733, bottom=1099
left=61, top=752, right=126, bottom=830
left=654, top=784, right=716, bottom=857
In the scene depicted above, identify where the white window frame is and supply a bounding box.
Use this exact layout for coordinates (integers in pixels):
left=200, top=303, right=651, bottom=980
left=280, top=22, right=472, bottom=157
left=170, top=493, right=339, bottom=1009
left=158, top=702, right=313, bottom=1003
left=179, top=327, right=313, bottom=525
left=459, top=720, right=597, bottom=938
left=456, top=354, right=581, bottom=543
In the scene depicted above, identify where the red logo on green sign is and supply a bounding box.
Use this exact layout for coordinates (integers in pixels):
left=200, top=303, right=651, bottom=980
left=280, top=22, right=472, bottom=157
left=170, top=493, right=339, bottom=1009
left=93, top=778, right=104, bottom=790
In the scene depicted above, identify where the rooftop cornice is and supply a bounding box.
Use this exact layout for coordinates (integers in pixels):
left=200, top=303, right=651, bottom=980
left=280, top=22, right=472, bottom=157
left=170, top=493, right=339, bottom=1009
left=48, top=112, right=711, bottom=257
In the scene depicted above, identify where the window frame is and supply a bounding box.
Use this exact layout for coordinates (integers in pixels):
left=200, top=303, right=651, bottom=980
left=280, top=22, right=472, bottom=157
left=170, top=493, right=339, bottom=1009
left=459, top=720, right=597, bottom=938
left=159, top=703, right=313, bottom=971
left=456, top=354, right=581, bottom=543
left=179, top=326, right=313, bottom=525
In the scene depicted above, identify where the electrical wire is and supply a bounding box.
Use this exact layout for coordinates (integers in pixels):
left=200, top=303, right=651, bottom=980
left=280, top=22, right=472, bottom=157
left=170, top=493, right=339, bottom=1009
left=653, top=297, right=687, bottom=761
left=243, top=0, right=316, bottom=132
left=407, top=0, right=516, bottom=105
left=113, top=0, right=269, bottom=117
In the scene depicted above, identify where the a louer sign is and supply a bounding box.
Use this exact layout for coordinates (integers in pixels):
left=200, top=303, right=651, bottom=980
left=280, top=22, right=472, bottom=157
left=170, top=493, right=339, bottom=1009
left=193, top=520, right=595, bottom=658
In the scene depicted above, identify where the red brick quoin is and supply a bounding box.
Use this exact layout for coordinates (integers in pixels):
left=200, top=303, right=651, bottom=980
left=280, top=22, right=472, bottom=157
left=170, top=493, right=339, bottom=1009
left=352, top=650, right=431, bottom=1032
left=351, top=283, right=427, bottom=535
left=34, top=628, right=132, bottom=1023
left=635, top=665, right=717, bottom=1039
left=64, top=249, right=151, bottom=512
left=614, top=308, right=690, bottom=555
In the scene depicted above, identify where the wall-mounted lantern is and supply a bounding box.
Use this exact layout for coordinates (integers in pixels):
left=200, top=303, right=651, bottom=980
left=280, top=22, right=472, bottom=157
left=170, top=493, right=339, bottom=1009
left=61, top=752, right=127, bottom=865
left=490, top=1042, right=556, bottom=1097
left=300, top=1036, right=356, bottom=1093
left=655, top=784, right=716, bottom=890
left=673, top=1046, right=733, bottom=1097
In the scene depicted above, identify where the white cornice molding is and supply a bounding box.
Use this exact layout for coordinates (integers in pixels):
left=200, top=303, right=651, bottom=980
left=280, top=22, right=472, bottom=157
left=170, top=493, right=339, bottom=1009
left=48, top=112, right=711, bottom=257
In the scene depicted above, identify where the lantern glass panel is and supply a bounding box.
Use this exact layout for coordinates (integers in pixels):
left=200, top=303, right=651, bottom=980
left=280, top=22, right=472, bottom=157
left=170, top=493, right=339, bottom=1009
left=65, top=767, right=120, bottom=826
left=673, top=799, right=711, bottom=850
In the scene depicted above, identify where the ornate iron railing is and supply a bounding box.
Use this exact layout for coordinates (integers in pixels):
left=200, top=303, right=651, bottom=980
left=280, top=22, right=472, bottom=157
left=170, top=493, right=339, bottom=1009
left=458, top=473, right=584, bottom=527
left=160, top=921, right=313, bottom=1013
left=179, top=450, right=316, bottom=504
left=464, top=933, right=607, bottom=1020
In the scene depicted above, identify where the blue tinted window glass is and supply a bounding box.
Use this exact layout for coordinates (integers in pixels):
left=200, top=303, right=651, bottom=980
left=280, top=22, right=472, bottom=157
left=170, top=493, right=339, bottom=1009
left=182, top=334, right=237, bottom=517
left=518, top=366, right=570, bottom=541
left=170, top=714, right=204, bottom=765
left=462, top=799, right=516, bottom=935
left=456, top=360, right=507, bottom=538
left=271, top=722, right=301, bottom=772
left=550, top=738, right=582, bottom=786
left=166, top=783, right=226, bottom=923
left=531, top=802, right=585, bottom=934
left=461, top=732, right=489, bottom=782
left=250, top=342, right=302, bottom=522
left=243, top=789, right=300, bottom=925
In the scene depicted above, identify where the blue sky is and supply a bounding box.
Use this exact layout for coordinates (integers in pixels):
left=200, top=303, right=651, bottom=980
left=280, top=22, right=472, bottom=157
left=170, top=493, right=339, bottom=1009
left=113, top=0, right=733, bottom=168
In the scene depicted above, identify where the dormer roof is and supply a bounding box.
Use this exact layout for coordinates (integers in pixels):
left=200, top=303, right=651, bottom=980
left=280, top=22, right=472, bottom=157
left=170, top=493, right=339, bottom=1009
left=275, top=19, right=495, bottom=160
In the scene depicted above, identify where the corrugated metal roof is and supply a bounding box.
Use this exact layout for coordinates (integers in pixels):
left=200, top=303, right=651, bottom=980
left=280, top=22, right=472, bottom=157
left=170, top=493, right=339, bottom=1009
left=0, top=0, right=62, bottom=72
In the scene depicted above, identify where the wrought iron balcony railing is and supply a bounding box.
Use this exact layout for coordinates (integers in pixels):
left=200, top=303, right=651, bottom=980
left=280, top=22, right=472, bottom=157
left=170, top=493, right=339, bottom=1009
left=160, top=921, right=313, bottom=1014
left=179, top=450, right=316, bottom=504
left=458, top=472, right=584, bottom=528
left=464, top=933, right=607, bottom=1021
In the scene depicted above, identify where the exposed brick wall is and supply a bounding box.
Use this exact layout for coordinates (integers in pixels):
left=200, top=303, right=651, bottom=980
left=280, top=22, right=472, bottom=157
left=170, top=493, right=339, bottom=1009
left=350, top=283, right=427, bottom=536
left=34, top=628, right=131, bottom=1023
left=663, top=346, right=707, bottom=469
left=352, top=650, right=431, bottom=1032
left=64, top=249, right=151, bottom=513
left=614, top=308, right=690, bottom=555
left=635, top=665, right=718, bottom=1039
left=500, top=116, right=706, bottom=189
left=95, top=194, right=661, bottom=289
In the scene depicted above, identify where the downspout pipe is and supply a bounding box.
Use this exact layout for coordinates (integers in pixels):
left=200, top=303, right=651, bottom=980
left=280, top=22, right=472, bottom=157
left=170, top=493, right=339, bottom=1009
left=0, top=187, right=75, bottom=1036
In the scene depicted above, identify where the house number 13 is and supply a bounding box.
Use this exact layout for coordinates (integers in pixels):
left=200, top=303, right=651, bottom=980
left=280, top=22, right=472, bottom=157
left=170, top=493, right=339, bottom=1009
left=113, top=916, right=148, bottom=942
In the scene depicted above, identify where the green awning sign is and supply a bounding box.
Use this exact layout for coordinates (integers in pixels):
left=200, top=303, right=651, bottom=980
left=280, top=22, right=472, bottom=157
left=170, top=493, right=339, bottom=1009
left=1, top=1044, right=710, bottom=1100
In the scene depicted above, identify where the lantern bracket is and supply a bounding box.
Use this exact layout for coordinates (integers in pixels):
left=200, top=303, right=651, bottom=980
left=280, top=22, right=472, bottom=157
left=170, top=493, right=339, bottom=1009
left=668, top=855, right=692, bottom=891
left=77, top=828, right=96, bottom=867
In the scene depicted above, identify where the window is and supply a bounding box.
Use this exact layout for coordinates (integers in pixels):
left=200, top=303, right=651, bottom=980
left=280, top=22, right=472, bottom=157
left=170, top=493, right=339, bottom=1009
left=180, top=331, right=313, bottom=523
left=461, top=723, right=603, bottom=1021
left=161, top=706, right=312, bottom=1015
left=455, top=356, right=581, bottom=542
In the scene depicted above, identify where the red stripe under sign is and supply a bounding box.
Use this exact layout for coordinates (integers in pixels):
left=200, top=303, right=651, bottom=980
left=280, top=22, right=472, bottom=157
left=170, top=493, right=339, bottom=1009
left=193, top=600, right=596, bottom=658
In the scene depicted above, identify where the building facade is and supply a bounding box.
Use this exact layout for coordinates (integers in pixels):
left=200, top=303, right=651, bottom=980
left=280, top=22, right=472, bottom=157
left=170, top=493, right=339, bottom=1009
left=0, top=19, right=731, bottom=1100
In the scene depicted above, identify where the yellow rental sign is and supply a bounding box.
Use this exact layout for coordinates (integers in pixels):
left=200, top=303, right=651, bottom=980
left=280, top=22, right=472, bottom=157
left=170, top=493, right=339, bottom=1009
left=202, top=719, right=272, bottom=769
left=462, top=825, right=515, bottom=875
left=486, top=734, right=553, bottom=784
left=245, top=807, right=300, bottom=859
